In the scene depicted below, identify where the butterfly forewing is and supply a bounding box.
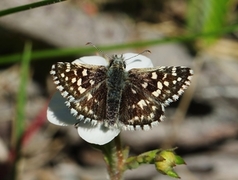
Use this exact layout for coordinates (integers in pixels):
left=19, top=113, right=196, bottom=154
left=50, top=62, right=108, bottom=123
left=118, top=66, right=193, bottom=130
left=128, top=66, right=193, bottom=106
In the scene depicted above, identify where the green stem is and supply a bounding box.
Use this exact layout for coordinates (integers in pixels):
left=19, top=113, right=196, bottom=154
left=0, top=0, right=66, bottom=17
left=8, top=41, right=32, bottom=180
left=15, top=41, right=32, bottom=141
left=114, top=135, right=124, bottom=180
left=1, top=23, right=238, bottom=64
left=95, top=134, right=124, bottom=180
left=7, top=137, right=23, bottom=180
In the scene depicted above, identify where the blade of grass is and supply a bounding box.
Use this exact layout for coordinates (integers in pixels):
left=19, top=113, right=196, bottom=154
left=9, top=41, right=32, bottom=180
left=0, top=0, right=66, bottom=17
left=0, top=23, right=238, bottom=64
left=15, top=41, right=32, bottom=141
left=187, top=0, right=229, bottom=44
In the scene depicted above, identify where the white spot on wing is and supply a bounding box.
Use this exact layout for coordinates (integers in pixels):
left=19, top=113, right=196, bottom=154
left=135, top=125, right=142, bottom=130
left=57, top=85, right=64, bottom=91
left=84, top=106, right=88, bottom=112
left=71, top=77, right=77, bottom=83
left=84, top=117, right=90, bottom=123
left=77, top=79, right=82, bottom=86
left=54, top=80, right=60, bottom=84
left=152, top=106, right=156, bottom=110
left=152, top=89, right=161, bottom=97
left=131, top=88, right=137, bottom=94
left=61, top=91, right=68, bottom=97
left=87, top=93, right=93, bottom=100
left=172, top=94, right=179, bottom=100
left=142, top=82, right=148, bottom=88
left=77, top=114, right=84, bottom=120
left=137, top=99, right=147, bottom=109
left=178, top=89, right=184, bottom=95
left=89, top=80, right=95, bottom=85
left=91, top=119, right=98, bottom=125
left=143, top=125, right=150, bottom=130
left=162, top=74, right=167, bottom=80
left=78, top=86, right=86, bottom=94
left=164, top=81, right=169, bottom=86
left=151, top=72, right=157, bottom=79
left=82, top=69, right=88, bottom=76
left=160, top=104, right=164, bottom=111
left=188, top=76, right=193, bottom=80
left=151, top=121, right=159, bottom=127
left=70, top=108, right=78, bottom=116
left=88, top=109, right=94, bottom=114
left=157, top=81, right=163, bottom=89
left=161, top=115, right=165, bottom=121
left=126, top=125, right=134, bottom=131
left=150, top=113, right=155, bottom=118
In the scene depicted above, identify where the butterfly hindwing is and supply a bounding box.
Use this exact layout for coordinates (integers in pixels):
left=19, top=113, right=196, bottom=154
left=68, top=82, right=108, bottom=123
left=120, top=82, right=165, bottom=130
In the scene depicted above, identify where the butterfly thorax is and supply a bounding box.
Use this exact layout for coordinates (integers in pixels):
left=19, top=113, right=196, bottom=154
left=106, top=55, right=127, bottom=127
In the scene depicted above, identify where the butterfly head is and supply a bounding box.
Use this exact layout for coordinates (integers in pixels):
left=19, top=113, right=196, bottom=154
left=109, top=54, right=126, bottom=69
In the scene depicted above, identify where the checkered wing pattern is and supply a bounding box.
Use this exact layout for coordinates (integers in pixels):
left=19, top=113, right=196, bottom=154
left=50, top=62, right=108, bottom=124
left=50, top=55, right=193, bottom=130
left=119, top=66, right=193, bottom=130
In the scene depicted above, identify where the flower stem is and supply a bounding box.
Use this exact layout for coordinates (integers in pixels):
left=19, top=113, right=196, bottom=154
left=96, top=134, right=125, bottom=180
left=114, top=135, right=124, bottom=180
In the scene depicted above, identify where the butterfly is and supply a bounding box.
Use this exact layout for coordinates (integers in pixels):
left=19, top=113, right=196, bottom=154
left=50, top=53, right=193, bottom=130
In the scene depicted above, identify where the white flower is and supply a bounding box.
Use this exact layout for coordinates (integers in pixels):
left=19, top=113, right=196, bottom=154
left=47, top=53, right=153, bottom=145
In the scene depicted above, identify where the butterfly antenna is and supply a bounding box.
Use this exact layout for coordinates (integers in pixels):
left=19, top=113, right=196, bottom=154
left=86, top=42, right=110, bottom=59
left=124, top=50, right=151, bottom=61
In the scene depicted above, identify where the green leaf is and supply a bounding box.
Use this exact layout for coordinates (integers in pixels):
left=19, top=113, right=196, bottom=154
left=167, top=169, right=180, bottom=179
left=175, top=155, right=186, bottom=165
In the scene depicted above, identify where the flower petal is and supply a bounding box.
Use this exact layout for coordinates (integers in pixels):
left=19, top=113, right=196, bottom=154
left=47, top=92, right=120, bottom=145
left=77, top=123, right=120, bottom=145
left=123, top=53, right=154, bottom=70
left=74, top=56, right=108, bottom=66
left=47, top=92, right=78, bottom=126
